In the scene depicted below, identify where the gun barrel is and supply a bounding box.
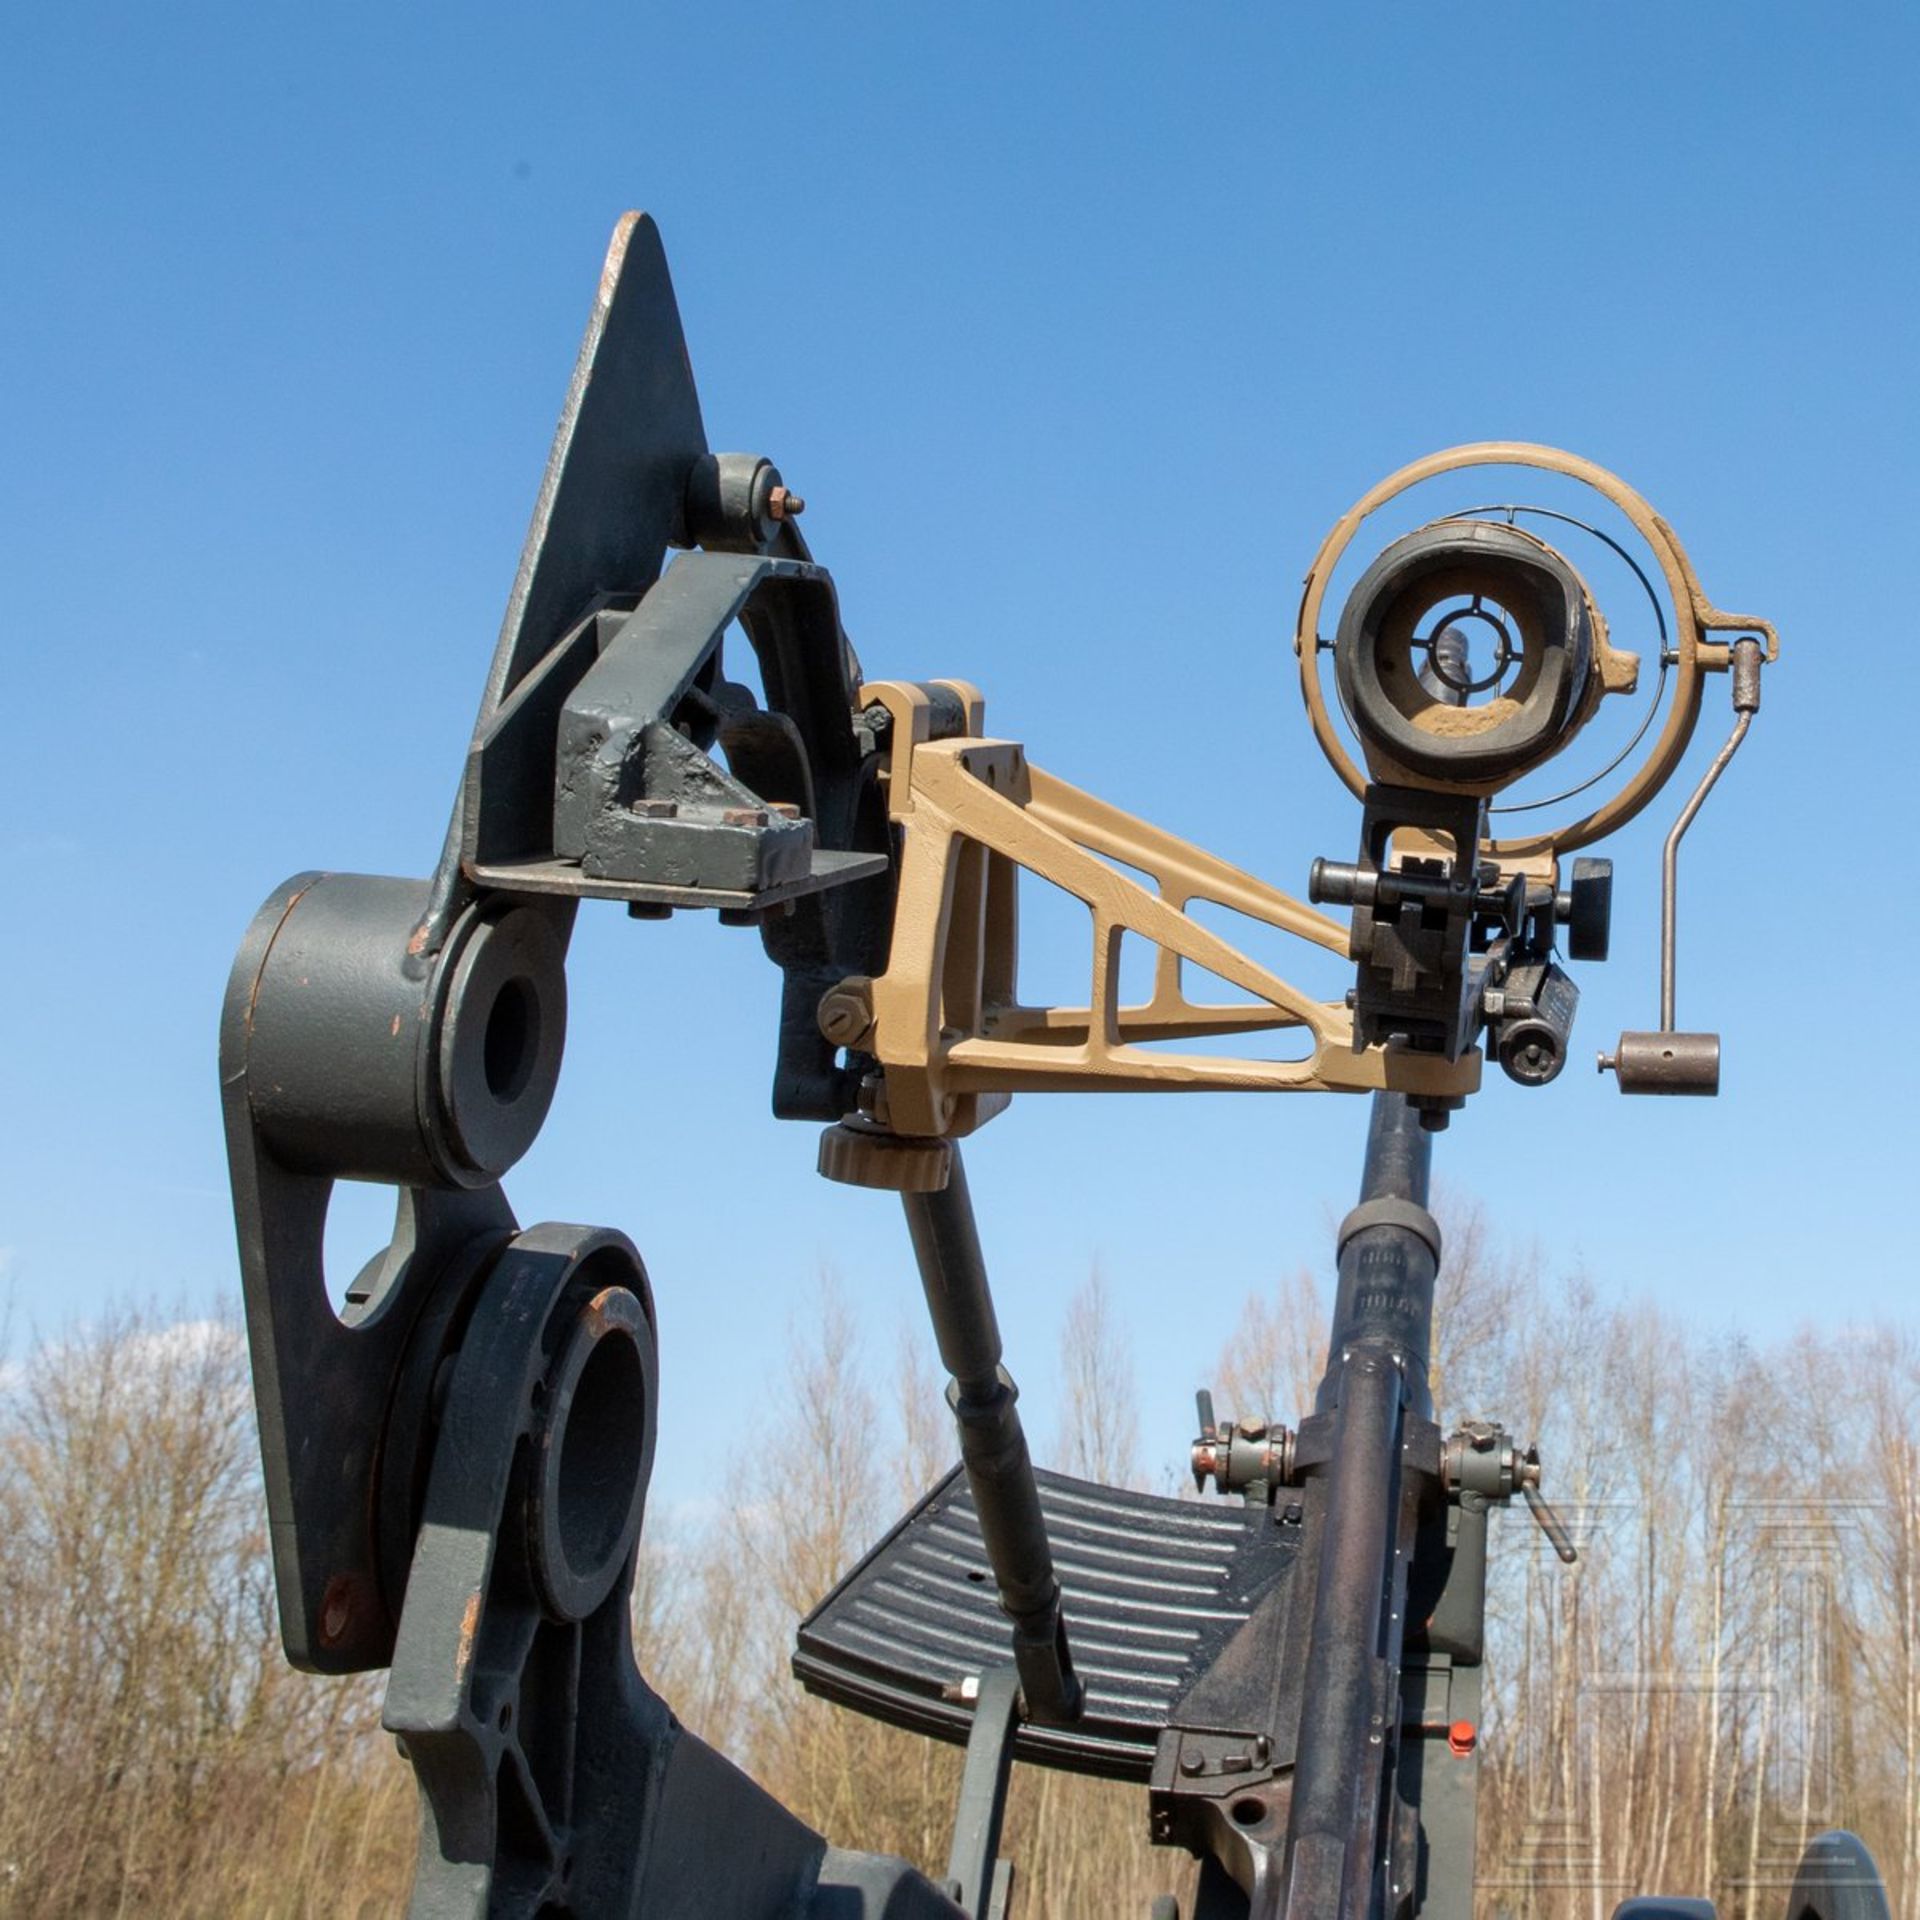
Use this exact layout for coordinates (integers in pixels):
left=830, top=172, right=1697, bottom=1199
left=1284, top=1093, right=1444, bottom=1917
left=1283, top=1354, right=1408, bottom=1918
left=1317, top=1094, right=1440, bottom=1420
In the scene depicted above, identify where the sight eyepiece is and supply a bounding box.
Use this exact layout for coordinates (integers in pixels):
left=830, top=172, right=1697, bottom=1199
left=1334, top=519, right=1600, bottom=794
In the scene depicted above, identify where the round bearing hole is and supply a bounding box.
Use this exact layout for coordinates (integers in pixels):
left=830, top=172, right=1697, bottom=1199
left=483, top=976, right=540, bottom=1103
left=556, top=1326, right=648, bottom=1583
left=1230, top=1797, right=1266, bottom=1828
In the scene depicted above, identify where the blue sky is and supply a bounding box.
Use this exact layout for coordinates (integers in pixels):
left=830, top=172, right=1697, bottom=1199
left=3, top=4, right=1915, bottom=1501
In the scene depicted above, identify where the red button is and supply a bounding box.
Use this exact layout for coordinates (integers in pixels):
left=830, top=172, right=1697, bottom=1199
left=1447, top=1720, right=1477, bottom=1757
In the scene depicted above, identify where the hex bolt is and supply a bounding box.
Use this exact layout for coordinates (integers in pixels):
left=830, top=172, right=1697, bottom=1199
left=767, top=485, right=806, bottom=520
left=629, top=798, right=678, bottom=818
left=817, top=979, right=875, bottom=1048
left=721, top=806, right=771, bottom=828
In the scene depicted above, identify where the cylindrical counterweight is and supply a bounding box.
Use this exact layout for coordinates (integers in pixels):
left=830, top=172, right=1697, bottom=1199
left=1602, top=1030, right=1720, bottom=1095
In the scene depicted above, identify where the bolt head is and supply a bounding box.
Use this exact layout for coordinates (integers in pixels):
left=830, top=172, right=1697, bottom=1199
left=816, top=980, right=875, bottom=1048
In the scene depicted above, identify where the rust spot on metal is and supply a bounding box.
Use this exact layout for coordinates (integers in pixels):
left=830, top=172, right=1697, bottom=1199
left=454, top=1591, right=483, bottom=1679
left=318, top=1572, right=357, bottom=1648
left=244, top=877, right=321, bottom=1036
left=578, top=1284, right=625, bottom=1336
left=598, top=213, right=638, bottom=308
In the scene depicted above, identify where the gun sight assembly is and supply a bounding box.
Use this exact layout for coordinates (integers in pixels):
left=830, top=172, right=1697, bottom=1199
left=213, top=216, right=1850, bottom=1920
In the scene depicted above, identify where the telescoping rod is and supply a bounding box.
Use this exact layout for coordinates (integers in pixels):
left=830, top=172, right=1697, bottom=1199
left=1283, top=1094, right=1442, bottom=1919
left=901, top=1146, right=1082, bottom=1725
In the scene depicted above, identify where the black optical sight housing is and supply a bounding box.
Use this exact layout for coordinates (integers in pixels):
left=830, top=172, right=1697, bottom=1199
left=1334, top=518, right=1600, bottom=792
left=1310, top=518, right=1618, bottom=1104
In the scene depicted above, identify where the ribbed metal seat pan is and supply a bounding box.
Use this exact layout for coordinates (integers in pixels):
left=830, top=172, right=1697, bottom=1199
left=793, top=1464, right=1299, bottom=1781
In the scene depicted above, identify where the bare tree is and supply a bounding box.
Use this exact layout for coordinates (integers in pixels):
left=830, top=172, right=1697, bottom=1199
left=0, top=1307, right=412, bottom=1918
left=1055, top=1265, right=1142, bottom=1489
left=4, top=1263, right=1912, bottom=1920
left=1213, top=1265, right=1327, bottom=1429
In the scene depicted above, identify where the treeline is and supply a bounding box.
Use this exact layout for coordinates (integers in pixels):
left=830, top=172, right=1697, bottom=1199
left=0, top=1212, right=1912, bottom=1918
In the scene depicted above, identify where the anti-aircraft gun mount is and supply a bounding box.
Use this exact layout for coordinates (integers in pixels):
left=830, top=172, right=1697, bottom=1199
left=220, top=214, right=1890, bottom=1919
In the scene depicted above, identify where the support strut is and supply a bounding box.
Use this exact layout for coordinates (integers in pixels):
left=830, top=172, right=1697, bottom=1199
left=898, top=1145, right=1082, bottom=1726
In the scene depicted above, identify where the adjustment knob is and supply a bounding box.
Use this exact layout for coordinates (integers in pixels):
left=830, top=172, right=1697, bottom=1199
left=816, top=1121, right=953, bottom=1191
left=1559, top=857, right=1612, bottom=963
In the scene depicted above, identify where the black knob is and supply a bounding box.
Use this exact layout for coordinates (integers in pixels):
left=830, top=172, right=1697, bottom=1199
left=1497, top=1018, right=1567, bottom=1087
left=1559, top=857, right=1612, bottom=963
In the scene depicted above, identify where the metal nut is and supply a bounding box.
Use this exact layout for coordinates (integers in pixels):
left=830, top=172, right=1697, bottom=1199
left=767, top=485, right=805, bottom=520
left=817, top=978, right=875, bottom=1048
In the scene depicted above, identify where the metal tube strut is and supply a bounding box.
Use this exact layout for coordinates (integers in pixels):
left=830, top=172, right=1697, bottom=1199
left=900, top=1147, right=1082, bottom=1724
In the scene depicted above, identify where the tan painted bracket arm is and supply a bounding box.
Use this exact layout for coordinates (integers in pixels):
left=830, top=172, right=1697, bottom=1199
left=836, top=681, right=1481, bottom=1140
